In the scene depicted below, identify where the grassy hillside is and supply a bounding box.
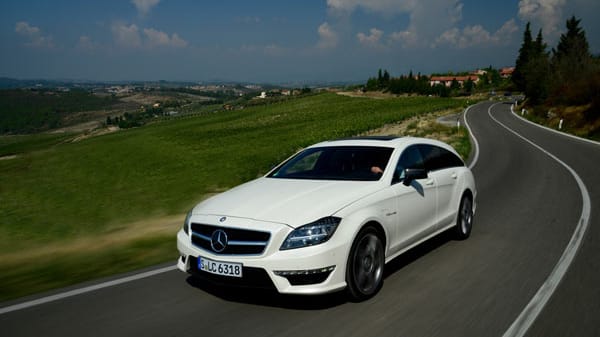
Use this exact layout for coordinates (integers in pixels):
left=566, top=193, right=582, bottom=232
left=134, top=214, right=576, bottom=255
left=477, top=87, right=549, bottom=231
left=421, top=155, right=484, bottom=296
left=0, top=89, right=119, bottom=134
left=0, top=93, right=465, bottom=300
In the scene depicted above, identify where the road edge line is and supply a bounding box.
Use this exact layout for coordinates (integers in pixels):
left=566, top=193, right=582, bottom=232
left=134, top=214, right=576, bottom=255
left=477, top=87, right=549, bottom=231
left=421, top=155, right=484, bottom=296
left=462, top=104, right=480, bottom=170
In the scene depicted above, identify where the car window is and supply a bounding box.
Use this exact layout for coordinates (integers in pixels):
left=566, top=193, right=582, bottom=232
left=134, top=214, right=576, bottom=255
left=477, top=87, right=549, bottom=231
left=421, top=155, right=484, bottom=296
left=281, top=150, right=321, bottom=175
left=418, top=144, right=464, bottom=171
left=394, top=145, right=425, bottom=182
left=268, top=146, right=393, bottom=181
left=439, top=147, right=464, bottom=168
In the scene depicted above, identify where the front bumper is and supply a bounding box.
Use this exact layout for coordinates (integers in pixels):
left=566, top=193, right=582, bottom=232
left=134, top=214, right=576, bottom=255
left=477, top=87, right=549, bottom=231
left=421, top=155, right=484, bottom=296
left=176, top=216, right=349, bottom=295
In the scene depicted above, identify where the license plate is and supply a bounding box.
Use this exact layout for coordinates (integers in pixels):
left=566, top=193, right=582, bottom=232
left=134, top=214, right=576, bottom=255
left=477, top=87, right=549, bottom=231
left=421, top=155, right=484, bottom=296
left=198, top=256, right=243, bottom=278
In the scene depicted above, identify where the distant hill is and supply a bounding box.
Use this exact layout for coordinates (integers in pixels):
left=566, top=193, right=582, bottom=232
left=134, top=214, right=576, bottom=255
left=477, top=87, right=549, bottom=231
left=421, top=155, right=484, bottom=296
left=0, top=77, right=43, bottom=89
left=0, top=89, right=119, bottom=134
left=0, top=77, right=201, bottom=89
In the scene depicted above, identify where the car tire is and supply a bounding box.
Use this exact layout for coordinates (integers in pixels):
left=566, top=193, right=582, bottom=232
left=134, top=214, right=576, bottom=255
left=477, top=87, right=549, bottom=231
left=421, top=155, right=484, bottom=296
left=346, top=226, right=384, bottom=302
left=454, top=194, right=473, bottom=240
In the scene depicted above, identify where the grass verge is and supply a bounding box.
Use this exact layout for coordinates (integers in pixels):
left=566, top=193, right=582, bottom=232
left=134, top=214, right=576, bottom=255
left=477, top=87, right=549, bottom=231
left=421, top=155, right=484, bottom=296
left=0, top=235, right=173, bottom=301
left=518, top=103, right=600, bottom=142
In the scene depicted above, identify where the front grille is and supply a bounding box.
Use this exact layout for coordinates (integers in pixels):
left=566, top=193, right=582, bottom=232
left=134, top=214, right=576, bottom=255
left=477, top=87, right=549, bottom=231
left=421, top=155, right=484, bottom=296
left=191, top=223, right=271, bottom=255
left=188, top=257, right=276, bottom=289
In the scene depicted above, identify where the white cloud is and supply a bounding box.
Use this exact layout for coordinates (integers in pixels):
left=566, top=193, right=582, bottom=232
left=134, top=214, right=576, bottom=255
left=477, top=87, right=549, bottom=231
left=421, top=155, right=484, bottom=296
left=357, top=28, right=385, bottom=49
left=434, top=19, right=519, bottom=48
left=435, top=28, right=461, bottom=47
left=327, top=0, right=417, bottom=15
left=326, top=0, right=522, bottom=50
left=317, top=22, right=338, bottom=49
left=518, top=0, right=567, bottom=39
left=396, top=0, right=464, bottom=47
left=15, top=21, right=40, bottom=35
left=327, top=0, right=465, bottom=48
left=390, top=29, right=419, bottom=47
left=112, top=23, right=142, bottom=48
left=143, top=28, right=188, bottom=48
left=496, top=19, right=520, bottom=41
left=15, top=21, right=54, bottom=48
left=131, top=0, right=161, bottom=16
left=357, top=28, right=383, bottom=44
left=77, top=35, right=98, bottom=51
left=112, top=23, right=188, bottom=49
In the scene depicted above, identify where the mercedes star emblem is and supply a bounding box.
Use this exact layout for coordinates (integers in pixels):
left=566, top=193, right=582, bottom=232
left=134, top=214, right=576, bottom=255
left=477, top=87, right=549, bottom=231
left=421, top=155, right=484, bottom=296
left=210, top=229, right=228, bottom=253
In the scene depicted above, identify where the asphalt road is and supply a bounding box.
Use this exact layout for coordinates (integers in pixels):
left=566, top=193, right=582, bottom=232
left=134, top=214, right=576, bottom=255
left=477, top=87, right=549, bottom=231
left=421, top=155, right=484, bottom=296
left=1, top=101, right=599, bottom=337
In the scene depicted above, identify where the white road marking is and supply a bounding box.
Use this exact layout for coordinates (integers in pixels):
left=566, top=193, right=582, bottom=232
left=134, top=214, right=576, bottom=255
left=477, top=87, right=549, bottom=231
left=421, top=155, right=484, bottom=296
left=462, top=105, right=480, bottom=170
left=485, top=104, right=592, bottom=337
left=0, top=265, right=177, bottom=315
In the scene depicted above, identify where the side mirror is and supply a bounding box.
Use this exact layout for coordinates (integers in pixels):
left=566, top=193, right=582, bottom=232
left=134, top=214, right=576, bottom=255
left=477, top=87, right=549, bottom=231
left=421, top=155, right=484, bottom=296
left=402, top=168, right=428, bottom=186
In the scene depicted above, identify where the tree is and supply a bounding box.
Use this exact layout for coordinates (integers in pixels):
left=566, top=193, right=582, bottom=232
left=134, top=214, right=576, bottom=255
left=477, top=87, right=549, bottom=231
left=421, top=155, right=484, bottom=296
left=514, top=24, right=550, bottom=105
left=553, top=16, right=591, bottom=79
left=525, top=29, right=550, bottom=105
left=382, top=70, right=390, bottom=88
left=513, top=22, right=533, bottom=91
left=464, top=79, right=475, bottom=94
left=450, top=78, right=460, bottom=91
left=432, top=84, right=450, bottom=97
left=365, top=77, right=378, bottom=91
left=550, top=16, right=594, bottom=105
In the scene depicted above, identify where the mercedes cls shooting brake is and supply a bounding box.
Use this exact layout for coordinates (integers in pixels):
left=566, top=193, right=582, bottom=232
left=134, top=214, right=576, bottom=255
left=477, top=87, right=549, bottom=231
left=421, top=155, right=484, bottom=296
left=177, top=136, right=476, bottom=300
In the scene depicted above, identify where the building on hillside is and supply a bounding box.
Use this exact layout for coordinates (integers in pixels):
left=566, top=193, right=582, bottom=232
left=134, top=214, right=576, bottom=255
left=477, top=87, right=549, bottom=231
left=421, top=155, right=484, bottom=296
left=429, top=75, right=479, bottom=88
left=500, top=67, right=515, bottom=78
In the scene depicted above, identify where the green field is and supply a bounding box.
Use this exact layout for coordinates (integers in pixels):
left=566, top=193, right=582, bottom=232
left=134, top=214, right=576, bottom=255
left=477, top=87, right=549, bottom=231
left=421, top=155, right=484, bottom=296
left=0, top=93, right=466, bottom=301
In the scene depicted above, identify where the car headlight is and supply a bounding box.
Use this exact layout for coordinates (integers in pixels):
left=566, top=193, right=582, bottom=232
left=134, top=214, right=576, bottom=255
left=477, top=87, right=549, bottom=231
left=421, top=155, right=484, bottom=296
left=280, top=216, right=341, bottom=250
left=183, top=210, right=192, bottom=235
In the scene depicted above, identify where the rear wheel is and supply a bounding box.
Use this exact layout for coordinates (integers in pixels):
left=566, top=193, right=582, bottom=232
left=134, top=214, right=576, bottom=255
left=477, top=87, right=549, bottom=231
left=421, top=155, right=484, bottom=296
left=454, top=195, right=473, bottom=240
left=346, top=227, right=384, bottom=301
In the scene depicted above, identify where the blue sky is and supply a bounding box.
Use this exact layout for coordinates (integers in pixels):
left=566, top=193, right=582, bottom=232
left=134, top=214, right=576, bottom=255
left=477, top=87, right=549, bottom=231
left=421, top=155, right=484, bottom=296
left=1, top=0, right=599, bottom=83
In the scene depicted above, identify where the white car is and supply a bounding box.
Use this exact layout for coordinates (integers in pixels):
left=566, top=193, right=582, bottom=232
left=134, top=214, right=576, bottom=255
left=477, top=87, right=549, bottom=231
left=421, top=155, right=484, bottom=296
left=177, top=136, right=476, bottom=300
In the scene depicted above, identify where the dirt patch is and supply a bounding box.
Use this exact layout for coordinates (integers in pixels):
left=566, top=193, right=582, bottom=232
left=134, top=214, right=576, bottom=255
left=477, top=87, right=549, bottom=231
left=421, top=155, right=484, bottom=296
left=70, top=125, right=120, bottom=142
left=120, top=93, right=166, bottom=106
left=50, top=120, right=103, bottom=134
left=361, top=108, right=463, bottom=144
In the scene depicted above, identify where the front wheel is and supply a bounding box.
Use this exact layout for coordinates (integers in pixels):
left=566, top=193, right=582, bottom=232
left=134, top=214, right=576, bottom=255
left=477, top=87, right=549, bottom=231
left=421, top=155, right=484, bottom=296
left=346, top=227, right=384, bottom=301
left=454, top=195, right=473, bottom=240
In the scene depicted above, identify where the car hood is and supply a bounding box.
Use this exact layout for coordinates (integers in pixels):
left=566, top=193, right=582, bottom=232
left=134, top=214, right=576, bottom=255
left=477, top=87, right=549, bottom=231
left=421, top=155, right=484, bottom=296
left=193, top=177, right=381, bottom=228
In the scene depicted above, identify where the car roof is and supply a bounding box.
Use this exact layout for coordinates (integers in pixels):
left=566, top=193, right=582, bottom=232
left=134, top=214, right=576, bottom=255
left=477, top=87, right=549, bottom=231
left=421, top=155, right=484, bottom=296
left=309, top=136, right=455, bottom=152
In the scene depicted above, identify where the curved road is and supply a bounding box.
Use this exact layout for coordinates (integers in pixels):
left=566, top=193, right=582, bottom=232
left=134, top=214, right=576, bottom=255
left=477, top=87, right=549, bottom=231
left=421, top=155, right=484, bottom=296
left=1, top=101, right=599, bottom=336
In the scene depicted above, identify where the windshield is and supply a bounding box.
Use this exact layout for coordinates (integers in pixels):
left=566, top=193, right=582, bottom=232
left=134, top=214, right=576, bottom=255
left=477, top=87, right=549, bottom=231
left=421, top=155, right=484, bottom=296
left=268, top=146, right=393, bottom=181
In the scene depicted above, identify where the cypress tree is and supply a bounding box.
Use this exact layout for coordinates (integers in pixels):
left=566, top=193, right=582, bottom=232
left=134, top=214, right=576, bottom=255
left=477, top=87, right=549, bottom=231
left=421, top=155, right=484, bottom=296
left=552, top=16, right=592, bottom=83
left=513, top=22, right=533, bottom=91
